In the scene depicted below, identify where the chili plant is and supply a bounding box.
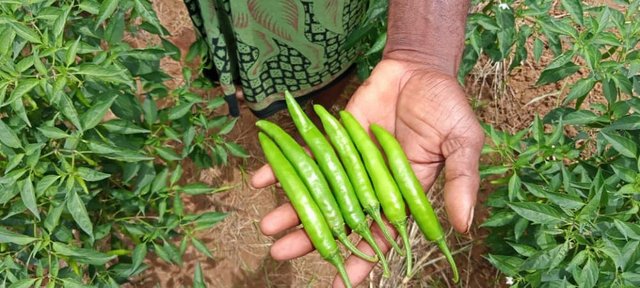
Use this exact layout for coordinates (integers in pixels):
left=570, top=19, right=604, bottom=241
left=0, top=0, right=246, bottom=286
left=479, top=1, right=640, bottom=285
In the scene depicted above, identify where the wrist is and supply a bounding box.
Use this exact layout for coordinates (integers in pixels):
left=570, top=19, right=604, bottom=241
left=384, top=0, right=471, bottom=78
left=382, top=49, right=460, bottom=77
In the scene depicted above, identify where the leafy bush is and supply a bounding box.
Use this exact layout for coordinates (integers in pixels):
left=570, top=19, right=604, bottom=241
left=478, top=0, right=640, bottom=287
left=461, top=0, right=640, bottom=91
left=0, top=0, right=246, bottom=286
left=346, top=0, right=388, bottom=80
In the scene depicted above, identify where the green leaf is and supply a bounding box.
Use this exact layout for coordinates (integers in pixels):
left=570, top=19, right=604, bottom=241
left=578, top=186, right=602, bottom=221
left=59, top=278, right=90, bottom=288
left=189, top=211, right=228, bottom=231
left=66, top=189, right=93, bottom=237
left=161, top=38, right=181, bottom=61
left=58, top=93, right=82, bottom=130
left=561, top=0, right=584, bottom=25
left=130, top=243, right=147, bottom=275
left=76, top=167, right=111, bottom=181
left=545, top=192, right=584, bottom=210
left=508, top=202, right=565, bottom=225
left=151, top=168, right=168, bottom=193
left=599, top=239, right=637, bottom=271
left=53, top=5, right=71, bottom=39
left=607, top=114, right=640, bottom=130
left=11, top=98, right=30, bottom=127
left=365, top=32, right=387, bottom=56
left=170, top=165, right=182, bottom=186
left=66, top=37, right=81, bottom=67
left=0, top=119, right=21, bottom=148
left=601, top=131, right=637, bottom=158
left=520, top=242, right=569, bottom=270
left=167, top=102, right=194, bottom=120
left=142, top=96, right=157, bottom=126
left=38, top=126, right=69, bottom=139
left=133, top=0, right=165, bottom=36
left=153, top=241, right=172, bottom=264
left=35, top=174, right=58, bottom=195
left=155, top=146, right=181, bottom=161
left=193, top=262, right=206, bottom=288
left=536, top=62, right=580, bottom=86
left=218, top=118, right=237, bottom=135
left=533, top=38, right=544, bottom=63
left=20, top=178, right=40, bottom=220
left=621, top=272, right=640, bottom=285
left=162, top=241, right=182, bottom=265
left=52, top=242, right=115, bottom=265
left=507, top=242, right=537, bottom=257
left=9, top=22, right=40, bottom=43
left=5, top=153, right=23, bottom=173
left=44, top=202, right=64, bottom=232
left=224, top=142, right=248, bottom=158
left=80, top=94, right=117, bottom=130
left=191, top=238, right=213, bottom=258
left=182, top=183, right=232, bottom=195
left=0, top=227, right=37, bottom=245
left=485, top=254, right=523, bottom=276
left=480, top=166, right=509, bottom=177
left=563, top=78, right=596, bottom=105
left=105, top=10, right=125, bottom=44
left=207, top=97, right=225, bottom=110
left=173, top=192, right=184, bottom=216
left=7, top=78, right=38, bottom=105
left=603, top=79, right=617, bottom=103
left=96, top=0, right=120, bottom=29
left=101, top=119, right=150, bottom=134
left=611, top=164, right=636, bottom=183
left=614, top=219, right=640, bottom=240
left=564, top=110, right=606, bottom=126
left=8, top=278, right=37, bottom=288
left=480, top=211, right=516, bottom=227
left=74, top=64, right=129, bottom=84
left=508, top=173, right=521, bottom=201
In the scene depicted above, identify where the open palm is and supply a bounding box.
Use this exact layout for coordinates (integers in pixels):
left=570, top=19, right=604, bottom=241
left=251, top=59, right=484, bottom=287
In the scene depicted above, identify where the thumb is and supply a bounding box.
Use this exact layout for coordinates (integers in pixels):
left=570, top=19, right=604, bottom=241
left=441, top=131, right=483, bottom=233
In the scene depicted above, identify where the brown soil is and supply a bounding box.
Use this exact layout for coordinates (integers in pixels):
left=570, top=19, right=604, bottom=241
left=128, top=0, right=608, bottom=287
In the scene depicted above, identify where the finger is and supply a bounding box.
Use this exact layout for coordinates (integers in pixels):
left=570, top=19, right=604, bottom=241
left=259, top=203, right=300, bottom=236
left=270, top=228, right=315, bottom=261
left=441, top=133, right=483, bottom=233
left=333, top=220, right=398, bottom=288
left=250, top=164, right=276, bottom=188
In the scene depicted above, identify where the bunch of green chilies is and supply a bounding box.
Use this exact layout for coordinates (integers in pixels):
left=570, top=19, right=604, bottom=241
left=257, top=91, right=458, bottom=287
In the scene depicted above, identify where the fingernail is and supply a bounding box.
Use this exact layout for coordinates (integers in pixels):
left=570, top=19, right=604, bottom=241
left=465, top=206, right=475, bottom=234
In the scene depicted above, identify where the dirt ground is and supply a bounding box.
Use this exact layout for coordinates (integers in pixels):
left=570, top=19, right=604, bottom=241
left=128, top=0, right=583, bottom=287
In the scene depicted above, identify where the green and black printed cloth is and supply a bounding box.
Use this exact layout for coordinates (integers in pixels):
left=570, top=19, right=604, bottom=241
left=184, top=0, right=367, bottom=117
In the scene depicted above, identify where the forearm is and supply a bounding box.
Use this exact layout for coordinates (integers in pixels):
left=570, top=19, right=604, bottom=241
left=384, top=0, right=471, bottom=76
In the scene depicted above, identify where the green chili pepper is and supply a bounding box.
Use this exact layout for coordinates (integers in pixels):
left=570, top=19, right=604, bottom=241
left=283, top=92, right=377, bottom=262
left=258, top=132, right=352, bottom=288
left=313, top=104, right=393, bottom=277
left=339, top=110, right=413, bottom=276
left=256, top=119, right=377, bottom=262
left=370, top=124, right=459, bottom=282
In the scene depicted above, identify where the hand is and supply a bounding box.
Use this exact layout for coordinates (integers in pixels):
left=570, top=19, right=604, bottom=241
left=251, top=59, right=484, bottom=287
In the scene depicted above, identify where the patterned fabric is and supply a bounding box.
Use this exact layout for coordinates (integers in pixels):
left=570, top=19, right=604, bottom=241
left=184, top=0, right=367, bottom=117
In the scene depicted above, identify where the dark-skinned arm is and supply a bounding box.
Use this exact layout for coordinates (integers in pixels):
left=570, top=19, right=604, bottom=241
left=384, top=0, right=471, bottom=77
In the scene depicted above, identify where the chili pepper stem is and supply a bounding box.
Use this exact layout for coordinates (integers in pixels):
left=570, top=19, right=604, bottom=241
left=394, top=222, right=412, bottom=277
left=337, top=233, right=377, bottom=262
left=327, top=255, right=353, bottom=288
left=368, top=209, right=403, bottom=255
left=356, top=227, right=391, bottom=278
left=437, top=238, right=459, bottom=283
